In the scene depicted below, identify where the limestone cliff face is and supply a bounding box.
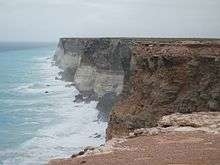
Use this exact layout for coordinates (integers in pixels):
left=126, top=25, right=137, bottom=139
left=107, top=40, right=220, bottom=139
left=54, top=38, right=133, bottom=98
left=54, top=38, right=220, bottom=139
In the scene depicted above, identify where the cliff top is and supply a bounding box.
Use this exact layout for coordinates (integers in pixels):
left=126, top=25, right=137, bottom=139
left=134, top=41, right=220, bottom=57
left=59, top=37, right=220, bottom=42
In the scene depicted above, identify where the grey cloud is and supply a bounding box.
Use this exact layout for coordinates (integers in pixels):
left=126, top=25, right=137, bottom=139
left=0, top=0, right=219, bottom=41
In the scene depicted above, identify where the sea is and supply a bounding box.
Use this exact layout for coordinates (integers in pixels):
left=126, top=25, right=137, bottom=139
left=0, top=42, right=107, bottom=165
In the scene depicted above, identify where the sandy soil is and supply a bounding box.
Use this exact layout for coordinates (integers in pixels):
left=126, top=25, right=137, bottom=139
left=48, top=131, right=220, bottom=165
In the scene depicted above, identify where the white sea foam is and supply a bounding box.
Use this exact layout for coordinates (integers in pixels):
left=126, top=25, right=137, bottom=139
left=1, top=55, right=107, bottom=165
left=2, top=103, right=107, bottom=165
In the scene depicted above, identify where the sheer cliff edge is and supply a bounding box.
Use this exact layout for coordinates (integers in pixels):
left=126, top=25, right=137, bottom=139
left=53, top=38, right=220, bottom=139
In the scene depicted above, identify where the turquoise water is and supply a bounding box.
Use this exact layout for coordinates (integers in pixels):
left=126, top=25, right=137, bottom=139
left=0, top=43, right=106, bottom=165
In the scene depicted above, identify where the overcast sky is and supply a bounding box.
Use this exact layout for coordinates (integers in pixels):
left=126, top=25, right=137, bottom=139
left=0, top=0, right=220, bottom=42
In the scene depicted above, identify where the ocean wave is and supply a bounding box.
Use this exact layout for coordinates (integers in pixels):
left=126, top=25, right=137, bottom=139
left=2, top=89, right=105, bottom=164
left=1, top=101, right=107, bottom=165
left=0, top=50, right=107, bottom=165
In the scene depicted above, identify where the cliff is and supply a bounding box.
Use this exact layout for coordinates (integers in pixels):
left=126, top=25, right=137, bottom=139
left=54, top=38, right=132, bottom=97
left=54, top=38, right=134, bottom=120
left=54, top=38, right=220, bottom=137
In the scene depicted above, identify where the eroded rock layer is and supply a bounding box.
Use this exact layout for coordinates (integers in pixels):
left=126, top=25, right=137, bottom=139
left=54, top=38, right=220, bottom=137
left=54, top=38, right=133, bottom=98
left=107, top=40, right=220, bottom=139
left=54, top=38, right=134, bottom=121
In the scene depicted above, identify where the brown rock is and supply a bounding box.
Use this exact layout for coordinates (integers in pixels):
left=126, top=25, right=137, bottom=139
left=107, top=40, right=220, bottom=139
left=78, top=151, right=85, bottom=156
